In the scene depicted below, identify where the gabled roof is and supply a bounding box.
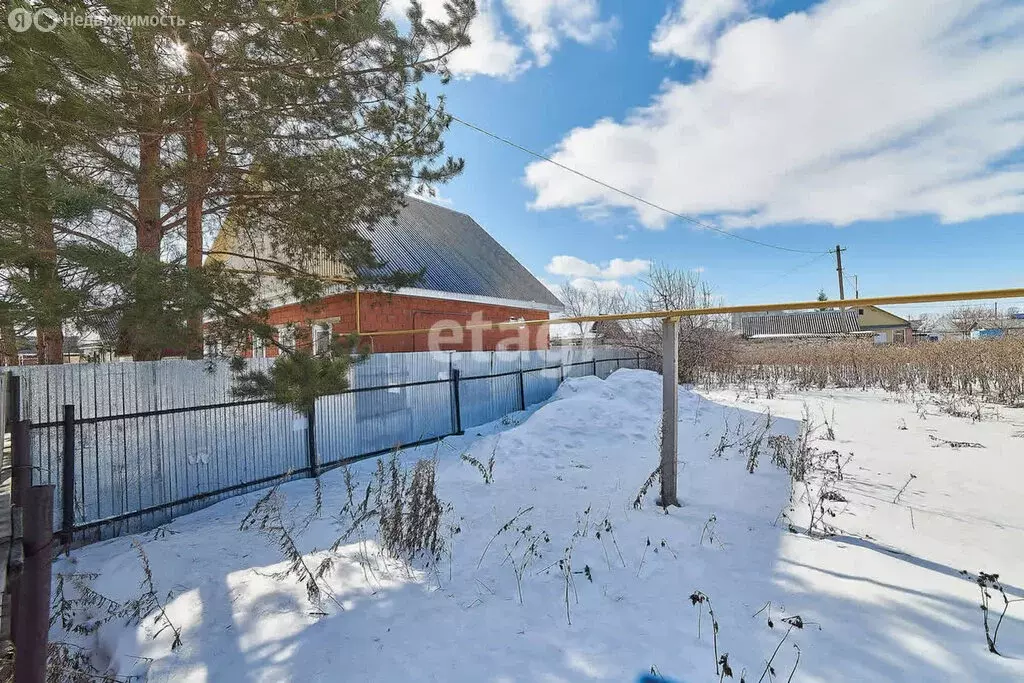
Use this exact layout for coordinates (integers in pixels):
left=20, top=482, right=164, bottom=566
left=742, top=309, right=861, bottom=338
left=857, top=305, right=909, bottom=327
left=355, top=198, right=561, bottom=309
left=211, top=196, right=563, bottom=311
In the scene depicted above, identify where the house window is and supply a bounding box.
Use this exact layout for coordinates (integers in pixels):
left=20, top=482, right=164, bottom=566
left=312, top=322, right=332, bottom=356
left=252, top=335, right=267, bottom=359
left=204, top=338, right=223, bottom=358
left=278, top=326, right=296, bottom=353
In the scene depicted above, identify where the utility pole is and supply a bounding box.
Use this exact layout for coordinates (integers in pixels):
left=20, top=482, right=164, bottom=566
left=834, top=244, right=846, bottom=300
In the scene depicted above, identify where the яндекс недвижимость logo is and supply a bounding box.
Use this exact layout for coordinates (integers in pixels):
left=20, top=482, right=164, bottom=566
left=8, top=6, right=183, bottom=32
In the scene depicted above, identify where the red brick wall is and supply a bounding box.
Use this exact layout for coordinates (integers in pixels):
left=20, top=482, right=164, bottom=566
left=262, top=292, right=551, bottom=355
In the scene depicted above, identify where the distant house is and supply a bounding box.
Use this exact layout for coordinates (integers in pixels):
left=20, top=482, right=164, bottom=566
left=739, top=305, right=913, bottom=344
left=970, top=318, right=1024, bottom=340
left=854, top=306, right=913, bottom=344
left=12, top=334, right=114, bottom=365
left=209, top=197, right=563, bottom=354
left=916, top=314, right=1024, bottom=341
left=551, top=319, right=629, bottom=347
left=919, top=315, right=962, bottom=341
left=740, top=309, right=867, bottom=340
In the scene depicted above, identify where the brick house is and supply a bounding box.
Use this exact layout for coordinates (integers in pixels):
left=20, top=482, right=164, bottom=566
left=209, top=197, right=563, bottom=355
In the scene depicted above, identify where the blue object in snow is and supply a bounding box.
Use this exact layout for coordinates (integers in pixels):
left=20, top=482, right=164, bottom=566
left=637, top=675, right=677, bottom=683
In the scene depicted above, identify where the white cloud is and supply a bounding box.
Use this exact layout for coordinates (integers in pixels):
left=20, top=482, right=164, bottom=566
left=525, top=0, right=1024, bottom=229
left=386, top=0, right=526, bottom=78
left=651, top=0, right=748, bottom=62
left=546, top=255, right=651, bottom=280
left=568, top=277, right=627, bottom=292
left=386, top=0, right=615, bottom=78
left=408, top=186, right=454, bottom=207
left=504, top=0, right=618, bottom=66
left=449, top=1, right=528, bottom=78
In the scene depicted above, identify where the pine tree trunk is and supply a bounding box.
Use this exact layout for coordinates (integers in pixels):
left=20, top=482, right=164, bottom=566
left=27, top=156, right=63, bottom=364
left=185, top=114, right=208, bottom=359
left=131, top=101, right=164, bottom=361
left=137, top=126, right=162, bottom=254
left=32, top=237, right=64, bottom=365
left=0, top=320, right=17, bottom=366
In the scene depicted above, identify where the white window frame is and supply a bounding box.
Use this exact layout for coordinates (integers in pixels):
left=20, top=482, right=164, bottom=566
left=204, top=338, right=223, bottom=358
left=278, top=326, right=296, bottom=353
left=312, top=322, right=332, bottom=356
left=251, top=335, right=267, bottom=359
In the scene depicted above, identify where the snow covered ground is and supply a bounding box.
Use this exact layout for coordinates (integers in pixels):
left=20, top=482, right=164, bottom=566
left=51, top=369, right=1024, bottom=682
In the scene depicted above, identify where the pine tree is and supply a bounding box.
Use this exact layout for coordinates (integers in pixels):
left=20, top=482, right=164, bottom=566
left=0, top=16, right=112, bottom=364
left=1, top=0, right=475, bottom=366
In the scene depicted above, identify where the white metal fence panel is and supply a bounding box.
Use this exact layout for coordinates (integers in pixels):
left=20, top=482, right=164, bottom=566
left=3, top=347, right=642, bottom=542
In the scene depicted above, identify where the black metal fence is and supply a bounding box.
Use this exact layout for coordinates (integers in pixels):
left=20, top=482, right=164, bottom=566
left=7, top=348, right=644, bottom=544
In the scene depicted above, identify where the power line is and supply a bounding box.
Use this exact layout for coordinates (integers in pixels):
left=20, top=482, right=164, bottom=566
left=752, top=251, right=832, bottom=290
left=445, top=112, right=829, bottom=256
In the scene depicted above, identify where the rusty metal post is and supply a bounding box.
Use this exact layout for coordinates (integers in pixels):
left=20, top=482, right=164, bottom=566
left=659, top=318, right=680, bottom=507
left=7, top=374, right=20, bottom=423
left=11, top=420, right=30, bottom=508
left=14, top=484, right=54, bottom=683
left=7, top=419, right=31, bottom=648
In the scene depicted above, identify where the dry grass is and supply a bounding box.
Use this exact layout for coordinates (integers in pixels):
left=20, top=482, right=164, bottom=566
left=699, top=338, right=1024, bottom=406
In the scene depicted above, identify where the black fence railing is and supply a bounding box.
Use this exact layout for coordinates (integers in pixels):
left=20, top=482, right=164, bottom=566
left=18, top=351, right=645, bottom=544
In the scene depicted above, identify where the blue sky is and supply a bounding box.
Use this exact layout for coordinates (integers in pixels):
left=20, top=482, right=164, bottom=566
left=406, top=0, right=1024, bottom=314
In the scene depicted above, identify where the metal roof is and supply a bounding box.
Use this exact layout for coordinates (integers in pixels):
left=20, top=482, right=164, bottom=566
left=213, top=196, right=563, bottom=311
left=742, top=310, right=861, bottom=337
left=353, top=197, right=562, bottom=310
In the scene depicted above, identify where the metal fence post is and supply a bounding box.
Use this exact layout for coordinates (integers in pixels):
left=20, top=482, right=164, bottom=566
left=517, top=368, right=526, bottom=412
left=450, top=369, right=463, bottom=435
left=306, top=403, right=319, bottom=478
left=592, top=356, right=597, bottom=377
left=61, top=405, right=75, bottom=548
left=11, top=420, right=31, bottom=507
left=7, top=373, right=20, bottom=423
left=14, top=484, right=54, bottom=683
left=8, top=418, right=30, bottom=646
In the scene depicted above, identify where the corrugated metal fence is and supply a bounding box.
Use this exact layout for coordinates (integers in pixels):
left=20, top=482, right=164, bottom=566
left=4, top=347, right=641, bottom=543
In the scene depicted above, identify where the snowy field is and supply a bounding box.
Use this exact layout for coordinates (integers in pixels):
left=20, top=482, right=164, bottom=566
left=51, top=369, right=1024, bottom=682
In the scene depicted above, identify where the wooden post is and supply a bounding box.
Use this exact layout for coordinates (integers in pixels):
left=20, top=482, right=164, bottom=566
left=14, top=484, right=54, bottom=683
left=660, top=318, right=680, bottom=507
left=306, top=403, right=319, bottom=478
left=61, top=405, right=75, bottom=547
